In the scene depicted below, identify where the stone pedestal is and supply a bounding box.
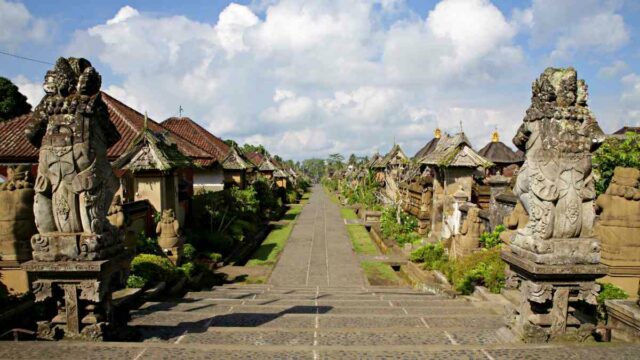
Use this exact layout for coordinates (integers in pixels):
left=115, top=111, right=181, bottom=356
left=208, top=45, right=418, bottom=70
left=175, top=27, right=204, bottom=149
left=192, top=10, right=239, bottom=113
left=487, top=175, right=511, bottom=230
left=22, top=254, right=130, bottom=340
left=605, top=300, right=640, bottom=343
left=502, top=251, right=607, bottom=342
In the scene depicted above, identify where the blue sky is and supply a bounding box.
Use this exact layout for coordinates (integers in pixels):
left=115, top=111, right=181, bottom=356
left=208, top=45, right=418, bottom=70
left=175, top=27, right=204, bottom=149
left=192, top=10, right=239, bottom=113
left=1, top=0, right=639, bottom=160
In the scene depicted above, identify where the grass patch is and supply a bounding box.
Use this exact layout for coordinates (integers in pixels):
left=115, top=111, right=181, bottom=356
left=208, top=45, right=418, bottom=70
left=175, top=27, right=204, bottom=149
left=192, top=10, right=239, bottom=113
left=347, top=225, right=378, bottom=255
left=361, top=261, right=401, bottom=286
left=282, top=206, right=302, bottom=221
left=245, top=275, right=267, bottom=284
left=340, top=208, right=358, bottom=220
left=246, top=206, right=302, bottom=267
left=246, top=223, right=294, bottom=266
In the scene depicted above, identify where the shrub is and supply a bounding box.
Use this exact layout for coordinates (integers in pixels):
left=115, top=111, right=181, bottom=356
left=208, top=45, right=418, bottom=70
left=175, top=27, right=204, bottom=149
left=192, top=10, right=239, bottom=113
left=182, top=243, right=197, bottom=262
left=136, top=232, right=162, bottom=255
left=479, top=225, right=505, bottom=249
left=126, top=274, right=147, bottom=288
left=446, top=248, right=505, bottom=295
left=130, top=254, right=179, bottom=286
left=596, top=282, right=629, bottom=322
left=178, top=262, right=197, bottom=280
left=380, top=206, right=419, bottom=245
left=593, top=132, right=640, bottom=195
left=410, top=242, right=446, bottom=268
left=286, top=190, right=298, bottom=204
left=206, top=252, right=223, bottom=262
left=597, top=282, right=629, bottom=304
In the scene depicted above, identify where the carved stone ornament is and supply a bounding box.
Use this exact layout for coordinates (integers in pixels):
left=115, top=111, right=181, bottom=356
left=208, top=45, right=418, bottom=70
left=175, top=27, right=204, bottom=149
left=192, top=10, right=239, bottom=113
left=26, top=57, right=122, bottom=261
left=156, top=208, right=182, bottom=250
left=32, top=280, right=53, bottom=302
left=523, top=280, right=553, bottom=304
left=511, top=67, right=605, bottom=265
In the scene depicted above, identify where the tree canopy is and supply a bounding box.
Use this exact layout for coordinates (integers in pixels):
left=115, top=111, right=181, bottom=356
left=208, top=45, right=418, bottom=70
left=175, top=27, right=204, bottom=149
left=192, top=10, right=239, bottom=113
left=0, top=77, right=31, bottom=121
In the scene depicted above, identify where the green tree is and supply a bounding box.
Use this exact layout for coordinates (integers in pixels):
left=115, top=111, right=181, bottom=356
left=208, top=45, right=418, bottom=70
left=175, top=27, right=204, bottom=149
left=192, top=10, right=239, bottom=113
left=328, top=153, right=344, bottom=171
left=242, top=143, right=269, bottom=156
left=301, top=158, right=325, bottom=180
left=0, top=77, right=31, bottom=121
left=348, top=153, right=357, bottom=165
left=593, top=132, right=640, bottom=194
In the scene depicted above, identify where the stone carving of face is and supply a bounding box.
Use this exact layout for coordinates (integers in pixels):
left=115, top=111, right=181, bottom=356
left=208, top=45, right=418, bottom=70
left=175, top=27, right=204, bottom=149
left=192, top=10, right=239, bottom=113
left=577, top=80, right=588, bottom=106
left=77, top=67, right=101, bottom=96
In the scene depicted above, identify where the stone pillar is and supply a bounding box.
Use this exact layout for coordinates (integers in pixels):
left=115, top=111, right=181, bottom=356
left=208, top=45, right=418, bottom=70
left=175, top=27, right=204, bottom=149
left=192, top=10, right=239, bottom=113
left=21, top=57, right=131, bottom=340
left=502, top=67, right=607, bottom=342
left=487, top=175, right=511, bottom=230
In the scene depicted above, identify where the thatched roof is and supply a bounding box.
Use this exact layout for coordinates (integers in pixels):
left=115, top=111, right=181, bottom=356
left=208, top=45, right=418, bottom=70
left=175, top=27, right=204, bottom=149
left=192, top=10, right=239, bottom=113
left=478, top=132, right=523, bottom=164
left=379, top=144, right=408, bottom=167
left=222, top=144, right=255, bottom=170
left=420, top=132, right=493, bottom=168
left=113, top=124, right=192, bottom=172
left=413, top=128, right=442, bottom=160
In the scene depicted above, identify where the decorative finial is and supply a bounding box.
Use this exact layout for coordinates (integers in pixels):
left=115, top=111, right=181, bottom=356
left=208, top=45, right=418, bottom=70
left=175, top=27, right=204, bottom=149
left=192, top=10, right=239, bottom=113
left=143, top=111, right=148, bottom=130
left=179, top=105, right=183, bottom=117
left=434, top=128, right=441, bottom=139
left=491, top=130, right=499, bottom=142
left=459, top=120, right=464, bottom=133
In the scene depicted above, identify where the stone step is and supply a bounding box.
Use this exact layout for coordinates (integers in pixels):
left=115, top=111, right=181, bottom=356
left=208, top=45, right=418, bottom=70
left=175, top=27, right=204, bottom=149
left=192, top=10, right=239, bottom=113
left=179, top=326, right=517, bottom=346
left=175, top=298, right=475, bottom=308
left=130, top=311, right=504, bottom=330
left=137, top=302, right=503, bottom=316
left=3, top=341, right=638, bottom=360
left=183, top=292, right=448, bottom=301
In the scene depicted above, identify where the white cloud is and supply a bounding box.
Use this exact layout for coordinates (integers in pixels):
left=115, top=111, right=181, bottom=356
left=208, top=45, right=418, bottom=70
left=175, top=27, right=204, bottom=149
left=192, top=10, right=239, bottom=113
left=598, top=60, right=628, bottom=79
left=63, top=1, right=534, bottom=159
left=106, top=5, right=139, bottom=25
left=516, top=0, right=629, bottom=59
left=12, top=75, right=44, bottom=107
left=0, top=0, right=48, bottom=49
left=621, top=74, right=640, bottom=125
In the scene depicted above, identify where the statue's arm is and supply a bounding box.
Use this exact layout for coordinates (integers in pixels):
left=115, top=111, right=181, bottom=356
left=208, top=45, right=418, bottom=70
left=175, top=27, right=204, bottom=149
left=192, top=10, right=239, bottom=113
left=155, top=222, right=162, bottom=235
left=512, top=122, right=530, bottom=152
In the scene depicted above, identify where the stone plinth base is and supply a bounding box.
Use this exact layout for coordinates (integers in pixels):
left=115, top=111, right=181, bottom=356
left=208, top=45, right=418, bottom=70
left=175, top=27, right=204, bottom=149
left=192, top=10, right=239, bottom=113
left=502, top=251, right=607, bottom=342
left=0, top=260, right=29, bottom=294
left=605, top=300, right=640, bottom=342
left=363, top=211, right=381, bottom=226
left=511, top=236, right=601, bottom=265
left=31, top=232, right=124, bottom=261
left=22, top=254, right=131, bottom=340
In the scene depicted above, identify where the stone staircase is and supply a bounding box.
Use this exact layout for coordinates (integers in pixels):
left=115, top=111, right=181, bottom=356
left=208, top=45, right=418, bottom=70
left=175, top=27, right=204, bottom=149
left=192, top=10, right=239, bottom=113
left=2, top=285, right=639, bottom=358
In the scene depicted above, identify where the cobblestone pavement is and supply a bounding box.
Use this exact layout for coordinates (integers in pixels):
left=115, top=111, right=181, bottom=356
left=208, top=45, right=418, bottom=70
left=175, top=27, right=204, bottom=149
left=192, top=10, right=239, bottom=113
left=269, top=185, right=364, bottom=287
left=1, top=187, right=638, bottom=358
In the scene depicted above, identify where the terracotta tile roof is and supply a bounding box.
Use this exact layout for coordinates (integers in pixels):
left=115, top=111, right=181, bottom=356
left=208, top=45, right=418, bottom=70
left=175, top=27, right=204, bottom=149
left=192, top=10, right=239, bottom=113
left=0, top=92, right=214, bottom=166
left=161, top=117, right=229, bottom=163
left=0, top=114, right=38, bottom=163
left=102, top=92, right=213, bottom=166
left=247, top=152, right=265, bottom=167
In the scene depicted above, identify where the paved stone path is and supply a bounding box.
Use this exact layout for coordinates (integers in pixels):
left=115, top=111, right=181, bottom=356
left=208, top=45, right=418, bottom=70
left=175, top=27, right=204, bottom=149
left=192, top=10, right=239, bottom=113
left=270, top=185, right=364, bottom=287
left=1, top=186, right=639, bottom=358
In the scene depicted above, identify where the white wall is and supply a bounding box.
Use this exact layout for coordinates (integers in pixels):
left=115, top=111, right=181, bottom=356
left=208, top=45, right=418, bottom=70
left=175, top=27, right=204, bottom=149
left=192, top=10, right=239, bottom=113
left=194, top=168, right=224, bottom=192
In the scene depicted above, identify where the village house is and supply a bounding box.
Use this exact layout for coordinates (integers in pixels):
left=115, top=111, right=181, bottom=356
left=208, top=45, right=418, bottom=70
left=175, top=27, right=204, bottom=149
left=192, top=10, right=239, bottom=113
left=418, top=131, right=493, bottom=238
left=477, top=130, right=523, bottom=177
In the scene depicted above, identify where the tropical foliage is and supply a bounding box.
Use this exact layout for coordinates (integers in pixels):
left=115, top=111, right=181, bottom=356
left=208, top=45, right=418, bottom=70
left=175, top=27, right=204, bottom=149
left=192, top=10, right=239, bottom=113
left=593, top=132, right=640, bottom=194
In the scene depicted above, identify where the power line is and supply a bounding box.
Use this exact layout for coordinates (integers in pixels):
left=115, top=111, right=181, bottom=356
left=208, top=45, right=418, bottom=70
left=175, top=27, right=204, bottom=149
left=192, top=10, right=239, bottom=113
left=0, top=50, right=53, bottom=66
